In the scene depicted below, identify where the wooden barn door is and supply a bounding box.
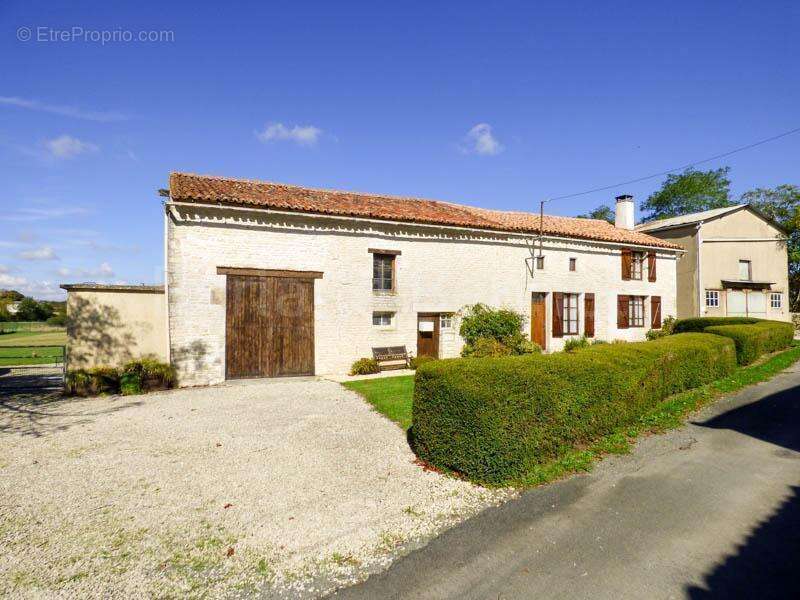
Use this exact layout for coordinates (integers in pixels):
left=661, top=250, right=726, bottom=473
left=224, top=269, right=318, bottom=379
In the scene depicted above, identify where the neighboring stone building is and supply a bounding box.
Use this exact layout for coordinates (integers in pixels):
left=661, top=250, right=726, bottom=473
left=165, top=173, right=681, bottom=386
left=636, top=205, right=790, bottom=321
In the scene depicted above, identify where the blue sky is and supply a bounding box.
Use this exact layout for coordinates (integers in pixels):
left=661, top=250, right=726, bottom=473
left=1, top=1, right=798, bottom=299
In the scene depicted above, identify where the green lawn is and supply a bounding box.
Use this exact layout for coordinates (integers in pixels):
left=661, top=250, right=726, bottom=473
left=343, top=375, right=415, bottom=430
left=0, top=329, right=67, bottom=366
left=0, top=329, right=67, bottom=347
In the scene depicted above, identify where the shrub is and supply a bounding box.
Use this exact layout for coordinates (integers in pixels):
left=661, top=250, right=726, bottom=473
left=646, top=315, right=677, bottom=340
left=122, top=358, right=176, bottom=391
left=563, top=336, right=590, bottom=352
left=504, top=331, right=542, bottom=355
left=462, top=337, right=512, bottom=358
left=350, top=357, right=380, bottom=376
left=672, top=316, right=760, bottom=334
left=410, top=355, right=436, bottom=370
left=459, top=304, right=525, bottom=346
left=66, top=367, right=121, bottom=396
left=46, top=313, right=67, bottom=327
left=704, top=321, right=794, bottom=365
left=120, top=372, right=142, bottom=396
left=412, top=333, right=736, bottom=486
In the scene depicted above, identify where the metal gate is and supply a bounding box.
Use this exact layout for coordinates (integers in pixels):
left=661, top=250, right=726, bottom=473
left=0, top=345, right=66, bottom=391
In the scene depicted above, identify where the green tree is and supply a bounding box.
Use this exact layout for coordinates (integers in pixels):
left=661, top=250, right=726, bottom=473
left=14, top=297, right=53, bottom=321
left=576, top=205, right=614, bottom=223
left=641, top=167, right=734, bottom=222
left=740, top=184, right=800, bottom=310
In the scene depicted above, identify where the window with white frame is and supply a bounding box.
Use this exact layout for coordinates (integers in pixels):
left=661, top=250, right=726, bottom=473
left=706, top=290, right=720, bottom=308
left=629, top=296, right=645, bottom=327
left=440, top=313, right=453, bottom=329
left=563, top=293, right=579, bottom=335
left=770, top=293, right=782, bottom=309
left=372, top=312, right=394, bottom=327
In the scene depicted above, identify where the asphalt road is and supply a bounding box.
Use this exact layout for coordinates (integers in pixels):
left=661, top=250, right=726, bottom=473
left=333, top=362, right=800, bottom=600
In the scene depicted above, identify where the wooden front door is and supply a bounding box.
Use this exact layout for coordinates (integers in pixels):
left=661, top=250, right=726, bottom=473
left=531, top=293, right=546, bottom=349
left=417, top=314, right=440, bottom=358
left=225, top=274, right=315, bottom=378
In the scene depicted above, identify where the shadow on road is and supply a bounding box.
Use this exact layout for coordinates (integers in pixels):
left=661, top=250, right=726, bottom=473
left=688, top=380, right=800, bottom=598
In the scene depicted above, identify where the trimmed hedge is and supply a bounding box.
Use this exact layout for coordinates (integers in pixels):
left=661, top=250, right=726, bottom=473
left=66, top=358, right=176, bottom=397
left=412, top=333, right=737, bottom=486
left=672, top=317, right=794, bottom=364
left=704, top=322, right=794, bottom=365
left=672, top=317, right=760, bottom=333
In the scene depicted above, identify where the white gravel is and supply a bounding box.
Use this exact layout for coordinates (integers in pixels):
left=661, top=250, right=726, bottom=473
left=0, top=379, right=512, bottom=598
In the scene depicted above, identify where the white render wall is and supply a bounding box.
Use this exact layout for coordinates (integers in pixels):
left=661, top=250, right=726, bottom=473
left=166, top=205, right=678, bottom=386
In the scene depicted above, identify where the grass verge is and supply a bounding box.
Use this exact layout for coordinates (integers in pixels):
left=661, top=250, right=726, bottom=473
left=342, top=375, right=414, bottom=430
left=516, top=341, right=800, bottom=487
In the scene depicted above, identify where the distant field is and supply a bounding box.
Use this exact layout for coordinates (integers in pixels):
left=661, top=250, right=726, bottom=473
left=0, top=321, right=61, bottom=334
left=0, top=330, right=67, bottom=347
left=0, top=329, right=67, bottom=366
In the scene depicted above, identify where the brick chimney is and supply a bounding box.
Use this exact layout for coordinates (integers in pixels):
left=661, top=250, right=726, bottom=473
left=615, top=194, right=635, bottom=230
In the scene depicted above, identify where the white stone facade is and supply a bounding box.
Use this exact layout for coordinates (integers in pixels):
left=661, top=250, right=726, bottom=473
left=166, top=204, right=678, bottom=387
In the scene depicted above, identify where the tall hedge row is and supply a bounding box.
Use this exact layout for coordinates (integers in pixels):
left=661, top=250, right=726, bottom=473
left=412, top=333, right=737, bottom=486
left=672, top=317, right=794, bottom=365
left=704, top=322, right=794, bottom=365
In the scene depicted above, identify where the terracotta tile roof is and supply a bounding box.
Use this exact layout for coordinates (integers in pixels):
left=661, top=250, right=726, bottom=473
left=169, top=172, right=681, bottom=250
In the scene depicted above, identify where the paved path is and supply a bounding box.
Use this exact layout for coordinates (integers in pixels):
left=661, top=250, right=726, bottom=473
left=334, top=362, right=800, bottom=599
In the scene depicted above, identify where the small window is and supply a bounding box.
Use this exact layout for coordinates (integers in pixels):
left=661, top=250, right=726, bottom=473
left=440, top=313, right=453, bottom=329
left=631, top=252, right=645, bottom=280
left=770, top=293, right=782, bottom=309
left=629, top=296, right=645, bottom=327
left=563, top=293, right=579, bottom=335
left=372, top=312, right=394, bottom=327
left=705, top=290, right=720, bottom=308
left=569, top=258, right=576, bottom=272
left=373, top=254, right=395, bottom=291
left=738, top=260, right=751, bottom=281
left=536, top=256, right=545, bottom=270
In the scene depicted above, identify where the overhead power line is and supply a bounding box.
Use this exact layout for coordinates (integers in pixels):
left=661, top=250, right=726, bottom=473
left=548, top=125, right=800, bottom=203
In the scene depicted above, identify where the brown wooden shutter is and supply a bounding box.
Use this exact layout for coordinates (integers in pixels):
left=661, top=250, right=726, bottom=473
left=648, top=251, right=657, bottom=282
left=552, top=292, right=564, bottom=338
left=621, top=248, right=632, bottom=280
left=617, top=295, right=630, bottom=328
left=651, top=296, right=662, bottom=329
left=584, top=293, right=595, bottom=338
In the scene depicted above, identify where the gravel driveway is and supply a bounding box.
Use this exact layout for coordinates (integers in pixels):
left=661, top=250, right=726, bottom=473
left=0, top=379, right=510, bottom=598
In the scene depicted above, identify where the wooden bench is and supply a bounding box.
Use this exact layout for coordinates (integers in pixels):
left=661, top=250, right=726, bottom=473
left=372, top=346, right=410, bottom=371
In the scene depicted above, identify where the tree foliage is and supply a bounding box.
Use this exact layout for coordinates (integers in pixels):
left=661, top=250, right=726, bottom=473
left=576, top=205, right=614, bottom=223
left=641, top=167, right=734, bottom=222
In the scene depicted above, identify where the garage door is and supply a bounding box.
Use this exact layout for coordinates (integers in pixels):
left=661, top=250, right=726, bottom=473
left=727, top=291, right=747, bottom=316
left=224, top=270, right=318, bottom=378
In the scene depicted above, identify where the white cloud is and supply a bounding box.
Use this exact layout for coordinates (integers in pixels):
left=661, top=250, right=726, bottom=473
left=0, top=264, right=8, bottom=273
left=18, top=246, right=58, bottom=261
left=56, top=262, right=114, bottom=280
left=0, top=207, right=90, bottom=222
left=460, top=123, right=503, bottom=156
left=0, top=273, right=28, bottom=287
left=0, top=96, right=130, bottom=122
left=256, top=122, right=323, bottom=146
left=56, top=267, right=71, bottom=277
left=44, top=135, right=99, bottom=159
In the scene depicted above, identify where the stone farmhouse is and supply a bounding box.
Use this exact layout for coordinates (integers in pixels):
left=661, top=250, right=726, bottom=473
left=163, top=173, right=682, bottom=386
left=636, top=204, right=790, bottom=320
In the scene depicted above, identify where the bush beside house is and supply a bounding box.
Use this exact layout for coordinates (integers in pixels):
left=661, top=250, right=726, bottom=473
left=66, top=358, right=176, bottom=397
left=412, top=333, right=737, bottom=486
